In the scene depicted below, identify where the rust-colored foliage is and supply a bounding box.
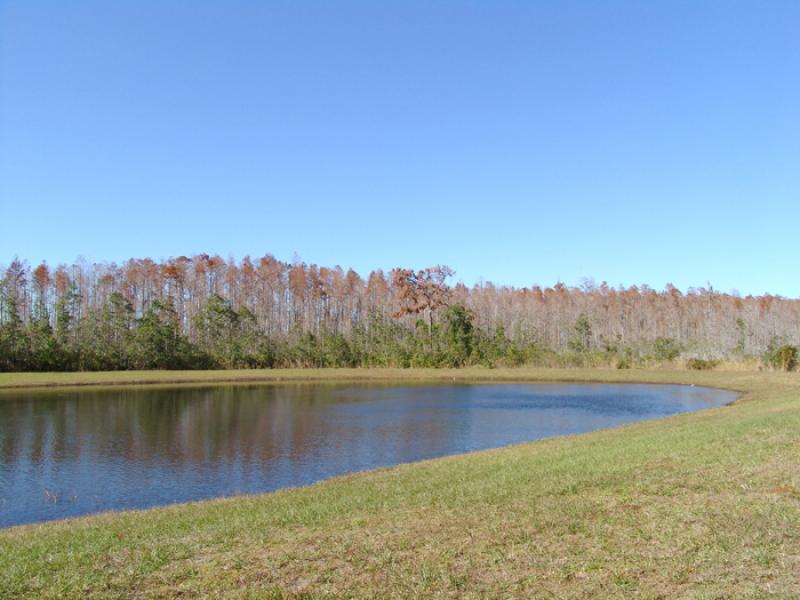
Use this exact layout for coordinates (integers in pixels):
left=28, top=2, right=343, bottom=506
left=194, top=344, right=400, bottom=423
left=391, top=266, right=454, bottom=319
left=3, top=254, right=799, bottom=360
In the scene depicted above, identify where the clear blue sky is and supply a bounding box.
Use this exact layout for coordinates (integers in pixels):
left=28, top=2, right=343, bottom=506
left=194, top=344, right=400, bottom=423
left=1, top=1, right=798, bottom=296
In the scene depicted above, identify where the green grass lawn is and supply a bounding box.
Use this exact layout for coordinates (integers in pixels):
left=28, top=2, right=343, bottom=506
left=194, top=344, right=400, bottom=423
left=1, top=368, right=799, bottom=598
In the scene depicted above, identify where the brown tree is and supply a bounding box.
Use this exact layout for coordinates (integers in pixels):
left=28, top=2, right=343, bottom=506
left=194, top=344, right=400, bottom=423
left=391, top=265, right=454, bottom=335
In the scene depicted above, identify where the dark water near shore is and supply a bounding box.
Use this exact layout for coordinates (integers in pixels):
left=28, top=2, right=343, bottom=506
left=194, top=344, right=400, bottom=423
left=0, top=383, right=735, bottom=527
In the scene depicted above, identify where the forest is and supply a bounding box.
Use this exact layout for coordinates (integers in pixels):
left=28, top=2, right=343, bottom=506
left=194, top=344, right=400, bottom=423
left=1, top=255, right=798, bottom=372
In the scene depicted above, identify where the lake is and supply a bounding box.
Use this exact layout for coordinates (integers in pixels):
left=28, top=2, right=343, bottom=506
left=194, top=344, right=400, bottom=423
left=0, top=382, right=736, bottom=527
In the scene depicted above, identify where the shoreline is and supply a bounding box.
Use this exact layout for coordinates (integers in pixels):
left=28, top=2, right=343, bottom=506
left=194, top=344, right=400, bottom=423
left=1, top=379, right=741, bottom=531
left=0, top=366, right=757, bottom=393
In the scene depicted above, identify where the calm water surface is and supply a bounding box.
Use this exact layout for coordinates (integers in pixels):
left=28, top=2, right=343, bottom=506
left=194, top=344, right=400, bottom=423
left=0, top=383, right=736, bottom=527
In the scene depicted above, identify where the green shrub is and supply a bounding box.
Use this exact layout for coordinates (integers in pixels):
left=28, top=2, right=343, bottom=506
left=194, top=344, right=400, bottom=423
left=653, top=337, right=681, bottom=362
left=686, top=358, right=718, bottom=370
left=764, top=344, right=798, bottom=372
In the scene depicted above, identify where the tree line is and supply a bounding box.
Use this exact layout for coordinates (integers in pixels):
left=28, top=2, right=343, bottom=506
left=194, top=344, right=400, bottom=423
left=1, top=255, right=798, bottom=371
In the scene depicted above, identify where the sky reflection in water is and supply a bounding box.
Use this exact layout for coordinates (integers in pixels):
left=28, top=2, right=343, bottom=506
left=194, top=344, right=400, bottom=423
left=0, top=383, right=736, bottom=527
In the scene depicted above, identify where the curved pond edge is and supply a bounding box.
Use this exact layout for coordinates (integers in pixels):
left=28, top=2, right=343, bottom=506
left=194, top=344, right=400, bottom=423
left=0, top=377, right=744, bottom=531
left=0, top=367, right=751, bottom=398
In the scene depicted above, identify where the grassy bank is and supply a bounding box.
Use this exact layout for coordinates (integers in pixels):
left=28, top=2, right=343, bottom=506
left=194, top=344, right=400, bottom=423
left=0, top=364, right=768, bottom=391
left=1, top=369, right=799, bottom=598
